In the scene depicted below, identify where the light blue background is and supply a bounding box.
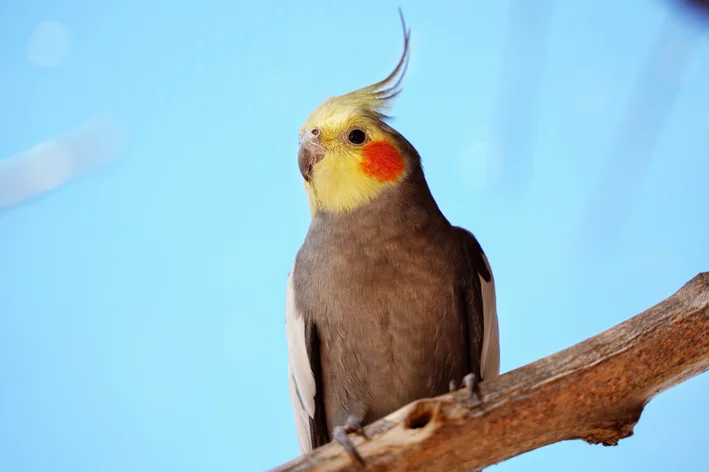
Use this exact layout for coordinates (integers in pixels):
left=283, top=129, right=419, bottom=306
left=1, top=1, right=708, bottom=471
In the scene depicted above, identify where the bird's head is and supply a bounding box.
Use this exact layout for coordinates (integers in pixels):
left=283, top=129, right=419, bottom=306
left=298, top=12, right=417, bottom=216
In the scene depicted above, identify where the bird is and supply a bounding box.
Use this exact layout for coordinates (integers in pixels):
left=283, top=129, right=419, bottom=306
left=285, top=10, right=500, bottom=465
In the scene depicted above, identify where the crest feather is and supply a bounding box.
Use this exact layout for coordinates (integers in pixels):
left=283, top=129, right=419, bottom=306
left=337, top=9, right=411, bottom=121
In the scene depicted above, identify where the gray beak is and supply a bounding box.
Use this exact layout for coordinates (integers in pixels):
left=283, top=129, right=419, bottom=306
left=298, top=130, right=326, bottom=182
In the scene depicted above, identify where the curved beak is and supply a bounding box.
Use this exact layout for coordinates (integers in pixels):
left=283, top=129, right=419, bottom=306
left=298, top=138, right=326, bottom=182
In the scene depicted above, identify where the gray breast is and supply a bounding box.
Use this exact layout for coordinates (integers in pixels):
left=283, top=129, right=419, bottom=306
left=293, top=199, right=470, bottom=430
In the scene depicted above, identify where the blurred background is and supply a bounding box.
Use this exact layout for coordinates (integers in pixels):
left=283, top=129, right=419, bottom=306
left=1, top=0, right=708, bottom=470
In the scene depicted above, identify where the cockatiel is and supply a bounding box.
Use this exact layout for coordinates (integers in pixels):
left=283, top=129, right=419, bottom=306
left=285, top=11, right=500, bottom=464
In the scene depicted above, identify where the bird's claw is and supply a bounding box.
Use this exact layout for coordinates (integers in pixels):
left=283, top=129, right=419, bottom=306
left=464, top=373, right=484, bottom=404
left=450, top=373, right=483, bottom=405
left=333, top=416, right=367, bottom=467
left=449, top=379, right=458, bottom=392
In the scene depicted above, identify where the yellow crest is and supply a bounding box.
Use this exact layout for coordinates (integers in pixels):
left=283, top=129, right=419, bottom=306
left=301, top=9, right=412, bottom=135
left=301, top=9, right=413, bottom=216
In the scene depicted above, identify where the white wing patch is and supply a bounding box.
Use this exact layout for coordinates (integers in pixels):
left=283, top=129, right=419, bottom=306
left=285, top=265, right=317, bottom=453
left=479, top=253, right=500, bottom=380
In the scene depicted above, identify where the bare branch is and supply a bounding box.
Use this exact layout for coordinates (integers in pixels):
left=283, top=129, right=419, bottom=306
left=270, top=272, right=709, bottom=472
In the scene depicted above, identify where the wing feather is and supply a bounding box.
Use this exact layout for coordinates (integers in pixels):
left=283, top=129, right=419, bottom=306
left=457, top=229, right=501, bottom=381
left=285, top=265, right=329, bottom=453
left=286, top=267, right=316, bottom=452
left=478, top=252, right=500, bottom=380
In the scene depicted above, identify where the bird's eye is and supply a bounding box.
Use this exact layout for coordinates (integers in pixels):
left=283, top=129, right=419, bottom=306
left=347, top=129, right=366, bottom=145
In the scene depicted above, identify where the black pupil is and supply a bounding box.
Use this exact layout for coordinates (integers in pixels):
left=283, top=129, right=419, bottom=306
left=348, top=129, right=366, bottom=145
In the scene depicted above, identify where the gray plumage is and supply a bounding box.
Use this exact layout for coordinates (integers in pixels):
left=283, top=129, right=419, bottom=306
left=286, top=134, right=500, bottom=452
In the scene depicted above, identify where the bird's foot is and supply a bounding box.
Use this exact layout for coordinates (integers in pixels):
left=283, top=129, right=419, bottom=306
left=450, top=373, right=483, bottom=406
left=463, top=373, right=482, bottom=401
left=333, top=415, right=368, bottom=467
left=449, top=379, right=458, bottom=392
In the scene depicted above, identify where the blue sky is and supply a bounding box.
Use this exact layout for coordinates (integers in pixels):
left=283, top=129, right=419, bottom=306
left=1, top=0, right=708, bottom=471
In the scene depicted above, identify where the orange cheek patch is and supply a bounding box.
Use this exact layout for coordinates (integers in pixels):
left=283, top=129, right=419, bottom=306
left=360, top=140, right=405, bottom=182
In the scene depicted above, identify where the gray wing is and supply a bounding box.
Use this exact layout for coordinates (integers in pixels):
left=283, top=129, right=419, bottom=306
left=285, top=266, right=329, bottom=453
left=457, top=229, right=501, bottom=381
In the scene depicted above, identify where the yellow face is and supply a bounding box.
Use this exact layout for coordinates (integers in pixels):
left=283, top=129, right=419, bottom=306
left=297, top=9, right=412, bottom=216
left=298, top=99, right=407, bottom=215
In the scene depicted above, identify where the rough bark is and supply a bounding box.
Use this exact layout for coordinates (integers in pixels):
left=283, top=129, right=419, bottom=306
left=270, top=272, right=709, bottom=472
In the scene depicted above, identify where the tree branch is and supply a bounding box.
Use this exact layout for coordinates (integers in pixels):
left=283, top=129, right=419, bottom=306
left=270, top=272, right=709, bottom=472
